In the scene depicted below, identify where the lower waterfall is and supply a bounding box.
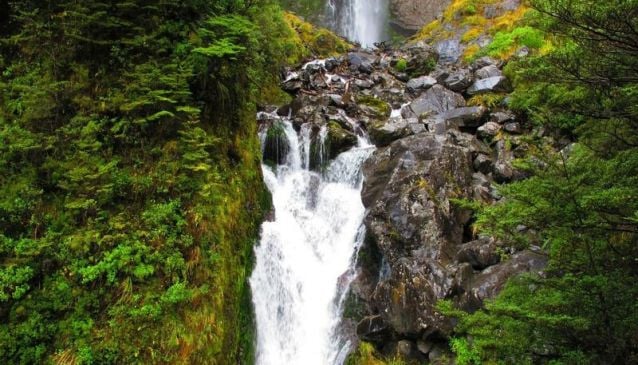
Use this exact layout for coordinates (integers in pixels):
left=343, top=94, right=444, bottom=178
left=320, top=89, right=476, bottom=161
left=250, top=116, right=374, bottom=365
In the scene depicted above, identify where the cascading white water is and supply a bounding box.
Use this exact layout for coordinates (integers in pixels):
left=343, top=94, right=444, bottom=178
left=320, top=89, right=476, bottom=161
left=250, top=117, right=374, bottom=365
left=327, top=0, right=389, bottom=47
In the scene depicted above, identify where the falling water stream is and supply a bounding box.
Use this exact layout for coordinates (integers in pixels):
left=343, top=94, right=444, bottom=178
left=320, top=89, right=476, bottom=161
left=328, top=0, right=390, bottom=47
left=250, top=114, right=374, bottom=364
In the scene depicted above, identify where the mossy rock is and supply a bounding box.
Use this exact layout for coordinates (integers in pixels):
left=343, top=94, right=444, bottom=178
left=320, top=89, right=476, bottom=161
left=262, top=121, right=289, bottom=167
left=357, top=96, right=392, bottom=120
left=283, top=12, right=351, bottom=63
left=327, top=121, right=357, bottom=159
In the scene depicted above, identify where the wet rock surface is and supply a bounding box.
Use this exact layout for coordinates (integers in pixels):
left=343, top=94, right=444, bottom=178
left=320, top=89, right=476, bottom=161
left=390, top=0, right=453, bottom=32
left=264, top=41, right=545, bottom=360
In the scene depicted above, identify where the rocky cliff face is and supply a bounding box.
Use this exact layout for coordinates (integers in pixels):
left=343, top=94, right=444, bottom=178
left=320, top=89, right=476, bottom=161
left=390, top=0, right=452, bottom=33
left=264, top=33, right=546, bottom=362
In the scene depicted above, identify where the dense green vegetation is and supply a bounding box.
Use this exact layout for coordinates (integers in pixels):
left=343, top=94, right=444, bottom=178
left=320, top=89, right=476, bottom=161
left=443, top=0, right=638, bottom=363
left=0, top=0, right=326, bottom=363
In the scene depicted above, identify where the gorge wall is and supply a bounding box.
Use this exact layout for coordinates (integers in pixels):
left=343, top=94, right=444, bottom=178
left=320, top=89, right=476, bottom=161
left=260, top=1, right=547, bottom=363
left=390, top=0, right=452, bottom=33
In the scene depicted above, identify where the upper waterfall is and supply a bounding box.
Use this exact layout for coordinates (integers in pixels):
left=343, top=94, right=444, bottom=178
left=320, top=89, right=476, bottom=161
left=328, top=0, right=390, bottom=47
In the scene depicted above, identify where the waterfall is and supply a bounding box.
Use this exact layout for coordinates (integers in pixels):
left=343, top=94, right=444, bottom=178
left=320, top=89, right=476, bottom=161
left=327, top=0, right=389, bottom=47
left=250, top=116, right=374, bottom=365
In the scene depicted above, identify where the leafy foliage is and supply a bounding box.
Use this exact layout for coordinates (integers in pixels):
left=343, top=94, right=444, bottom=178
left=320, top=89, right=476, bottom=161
left=443, top=0, right=638, bottom=363
left=0, top=0, right=295, bottom=363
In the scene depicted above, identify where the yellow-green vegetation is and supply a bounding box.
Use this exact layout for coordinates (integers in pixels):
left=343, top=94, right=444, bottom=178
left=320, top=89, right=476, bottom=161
left=283, top=12, right=351, bottom=64
left=395, top=58, right=408, bottom=72
left=467, top=93, right=506, bottom=108
left=357, top=96, right=392, bottom=119
left=0, top=1, right=299, bottom=364
left=345, top=342, right=408, bottom=365
left=440, top=0, right=638, bottom=363
left=413, top=0, right=548, bottom=62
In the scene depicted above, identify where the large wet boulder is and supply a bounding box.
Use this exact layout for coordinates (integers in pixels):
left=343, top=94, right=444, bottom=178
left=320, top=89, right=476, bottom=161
left=357, top=95, right=392, bottom=121
left=401, top=85, right=465, bottom=119
left=456, top=238, right=501, bottom=270
left=262, top=121, right=290, bottom=167
left=326, top=121, right=358, bottom=159
left=360, top=133, right=476, bottom=337
left=368, top=117, right=426, bottom=147
left=356, top=315, right=394, bottom=343
left=355, top=130, right=546, bottom=342
left=406, top=75, right=437, bottom=92
left=399, top=42, right=440, bottom=77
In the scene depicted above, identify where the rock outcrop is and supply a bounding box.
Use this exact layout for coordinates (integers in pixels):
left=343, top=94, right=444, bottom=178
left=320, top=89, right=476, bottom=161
left=390, top=0, right=453, bottom=33
left=264, top=39, right=546, bottom=362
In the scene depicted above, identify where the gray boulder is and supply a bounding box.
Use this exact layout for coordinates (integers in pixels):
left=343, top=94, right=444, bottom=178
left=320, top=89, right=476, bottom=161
left=402, top=85, right=465, bottom=119
left=439, top=106, right=487, bottom=128
left=490, top=111, right=515, bottom=124
left=467, top=76, right=511, bottom=95
left=406, top=75, right=437, bottom=92
left=456, top=238, right=501, bottom=270
left=444, top=68, right=474, bottom=92
left=475, top=65, right=502, bottom=79
left=504, top=122, right=522, bottom=134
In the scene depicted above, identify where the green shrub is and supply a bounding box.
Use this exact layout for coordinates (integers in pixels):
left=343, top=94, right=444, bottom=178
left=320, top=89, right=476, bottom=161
left=395, top=58, right=408, bottom=72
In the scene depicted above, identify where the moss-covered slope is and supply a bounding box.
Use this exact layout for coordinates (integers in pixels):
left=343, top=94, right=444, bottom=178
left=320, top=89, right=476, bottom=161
left=0, top=1, right=286, bottom=364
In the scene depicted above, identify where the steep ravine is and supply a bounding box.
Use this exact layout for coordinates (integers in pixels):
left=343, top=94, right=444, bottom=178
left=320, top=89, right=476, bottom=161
left=253, top=42, right=547, bottom=364
left=251, top=1, right=546, bottom=364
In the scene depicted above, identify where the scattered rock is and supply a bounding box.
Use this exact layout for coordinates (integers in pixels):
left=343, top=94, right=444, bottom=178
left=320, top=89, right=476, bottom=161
left=490, top=111, right=515, bottom=124
left=402, top=42, right=440, bottom=76
left=406, top=75, right=437, bottom=92
left=444, top=68, right=474, bottom=92
left=355, top=78, right=375, bottom=89
left=368, top=118, right=412, bottom=147
left=457, top=238, right=501, bottom=270
left=436, top=39, right=462, bottom=64
left=504, top=122, right=522, bottom=134
left=402, top=84, right=466, bottom=119
left=467, top=76, right=512, bottom=95
left=473, top=154, right=494, bottom=174
left=475, top=65, right=502, bottom=79
left=440, top=106, right=487, bottom=128
left=429, top=67, right=451, bottom=84
left=416, top=340, right=433, bottom=355
left=282, top=74, right=303, bottom=93
left=472, top=56, right=502, bottom=70
left=477, top=121, right=502, bottom=138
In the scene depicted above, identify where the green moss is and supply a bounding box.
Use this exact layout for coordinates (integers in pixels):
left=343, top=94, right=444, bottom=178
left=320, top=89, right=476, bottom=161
left=345, top=342, right=409, bottom=365
left=357, top=96, right=391, bottom=119
left=395, top=58, right=408, bottom=72
left=0, top=2, right=278, bottom=364
left=282, top=12, right=351, bottom=64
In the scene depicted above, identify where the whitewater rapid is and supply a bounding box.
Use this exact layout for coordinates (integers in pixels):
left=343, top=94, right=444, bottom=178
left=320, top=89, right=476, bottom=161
left=250, top=117, right=374, bottom=365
